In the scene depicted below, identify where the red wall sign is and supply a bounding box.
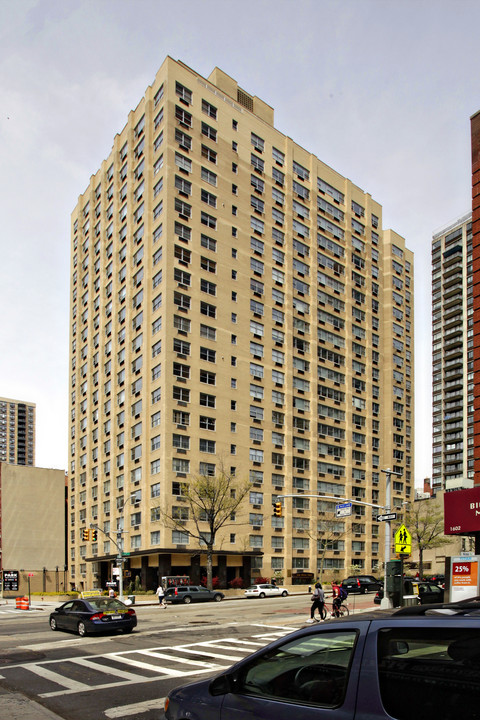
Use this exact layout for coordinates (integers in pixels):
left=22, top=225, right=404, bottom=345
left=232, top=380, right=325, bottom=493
left=444, top=486, right=480, bottom=535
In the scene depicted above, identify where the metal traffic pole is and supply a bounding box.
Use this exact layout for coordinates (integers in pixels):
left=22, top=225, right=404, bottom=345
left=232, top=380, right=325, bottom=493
left=380, top=468, right=403, bottom=609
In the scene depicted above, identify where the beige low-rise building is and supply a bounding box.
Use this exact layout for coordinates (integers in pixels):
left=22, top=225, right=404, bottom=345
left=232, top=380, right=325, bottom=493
left=0, top=463, right=67, bottom=596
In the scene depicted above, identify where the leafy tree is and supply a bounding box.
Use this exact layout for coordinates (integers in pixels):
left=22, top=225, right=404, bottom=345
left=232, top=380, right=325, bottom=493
left=403, top=499, right=450, bottom=578
left=159, top=462, right=251, bottom=589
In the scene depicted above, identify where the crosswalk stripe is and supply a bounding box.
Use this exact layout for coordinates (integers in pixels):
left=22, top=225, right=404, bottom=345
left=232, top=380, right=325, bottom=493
left=26, top=663, right=92, bottom=694
left=165, top=647, right=245, bottom=661
left=137, top=649, right=225, bottom=668
left=71, top=657, right=144, bottom=682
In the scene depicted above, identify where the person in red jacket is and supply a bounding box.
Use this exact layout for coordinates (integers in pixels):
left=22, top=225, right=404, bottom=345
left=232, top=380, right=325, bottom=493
left=331, top=580, right=347, bottom=616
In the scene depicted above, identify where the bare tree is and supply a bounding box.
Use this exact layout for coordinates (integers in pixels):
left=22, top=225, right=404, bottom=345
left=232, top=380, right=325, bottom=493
left=159, top=463, right=251, bottom=589
left=307, top=513, right=352, bottom=581
left=403, top=499, right=450, bottom=578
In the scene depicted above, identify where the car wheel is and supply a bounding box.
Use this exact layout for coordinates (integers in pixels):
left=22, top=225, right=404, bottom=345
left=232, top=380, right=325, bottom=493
left=77, top=621, right=88, bottom=637
left=281, top=590, right=288, bottom=597
left=50, top=617, right=57, bottom=631
left=122, top=627, right=133, bottom=634
left=213, top=594, right=222, bottom=602
left=360, top=587, right=366, bottom=594
left=183, top=596, right=192, bottom=604
left=259, top=592, right=266, bottom=598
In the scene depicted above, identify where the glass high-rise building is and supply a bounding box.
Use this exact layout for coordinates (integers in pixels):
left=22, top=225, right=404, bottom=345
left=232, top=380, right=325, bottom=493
left=68, top=57, right=414, bottom=591
left=431, top=213, right=473, bottom=492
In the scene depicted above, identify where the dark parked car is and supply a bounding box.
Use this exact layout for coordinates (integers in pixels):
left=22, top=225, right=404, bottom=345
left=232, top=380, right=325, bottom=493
left=341, top=574, right=382, bottom=594
left=430, top=573, right=446, bottom=588
left=374, top=580, right=445, bottom=605
left=49, top=596, right=137, bottom=636
left=165, top=600, right=480, bottom=720
left=164, top=585, right=224, bottom=604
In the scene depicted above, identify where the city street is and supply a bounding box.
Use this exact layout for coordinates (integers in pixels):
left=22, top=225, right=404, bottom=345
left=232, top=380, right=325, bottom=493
left=0, top=592, right=376, bottom=719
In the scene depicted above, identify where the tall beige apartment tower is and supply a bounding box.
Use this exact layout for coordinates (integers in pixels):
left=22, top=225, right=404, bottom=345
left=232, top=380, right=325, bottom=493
left=69, top=57, right=414, bottom=592
left=0, top=396, right=35, bottom=466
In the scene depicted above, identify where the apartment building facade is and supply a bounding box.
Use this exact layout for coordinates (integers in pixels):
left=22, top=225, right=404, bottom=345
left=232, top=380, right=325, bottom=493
left=431, top=213, right=473, bottom=492
left=68, top=57, right=414, bottom=591
left=0, top=396, right=35, bottom=466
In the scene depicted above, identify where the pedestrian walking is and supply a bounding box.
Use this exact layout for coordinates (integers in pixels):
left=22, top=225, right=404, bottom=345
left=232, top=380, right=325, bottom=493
left=307, top=582, right=325, bottom=623
left=156, top=584, right=167, bottom=608
left=108, top=587, right=115, bottom=598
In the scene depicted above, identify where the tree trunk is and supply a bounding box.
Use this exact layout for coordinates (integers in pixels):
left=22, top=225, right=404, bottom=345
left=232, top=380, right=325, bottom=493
left=206, top=544, right=214, bottom=590
left=418, top=547, right=424, bottom=579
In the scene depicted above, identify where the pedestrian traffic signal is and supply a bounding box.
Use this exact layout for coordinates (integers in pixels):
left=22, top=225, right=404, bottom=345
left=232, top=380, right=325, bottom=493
left=91, top=529, right=98, bottom=542
left=82, top=528, right=90, bottom=541
left=273, top=501, right=282, bottom=517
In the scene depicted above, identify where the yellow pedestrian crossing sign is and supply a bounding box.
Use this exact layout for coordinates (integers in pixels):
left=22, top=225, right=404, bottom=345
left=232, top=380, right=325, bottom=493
left=394, top=524, right=412, bottom=554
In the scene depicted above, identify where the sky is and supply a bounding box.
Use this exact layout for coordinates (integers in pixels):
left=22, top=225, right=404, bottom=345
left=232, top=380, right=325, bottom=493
left=0, top=0, right=478, bottom=483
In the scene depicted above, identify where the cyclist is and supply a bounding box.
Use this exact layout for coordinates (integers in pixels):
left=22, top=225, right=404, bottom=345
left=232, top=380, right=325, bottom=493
left=331, top=580, right=348, bottom=616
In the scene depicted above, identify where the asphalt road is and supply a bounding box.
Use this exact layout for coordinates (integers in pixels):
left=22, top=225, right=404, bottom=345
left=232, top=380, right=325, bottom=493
left=0, top=592, right=377, bottom=720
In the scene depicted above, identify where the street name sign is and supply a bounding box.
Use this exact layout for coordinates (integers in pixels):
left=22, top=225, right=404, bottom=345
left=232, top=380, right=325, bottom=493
left=335, top=502, right=352, bottom=518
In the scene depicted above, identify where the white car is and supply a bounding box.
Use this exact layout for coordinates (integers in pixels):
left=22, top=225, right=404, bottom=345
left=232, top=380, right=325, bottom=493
left=244, top=583, right=288, bottom=598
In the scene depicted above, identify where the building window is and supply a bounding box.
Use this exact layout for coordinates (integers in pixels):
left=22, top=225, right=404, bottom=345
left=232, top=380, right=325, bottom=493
left=202, top=99, right=217, bottom=119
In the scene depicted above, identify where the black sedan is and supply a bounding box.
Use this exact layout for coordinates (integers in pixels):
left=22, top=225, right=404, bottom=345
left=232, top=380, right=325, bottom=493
left=341, top=575, right=382, bottom=594
left=49, top=596, right=137, bottom=636
left=374, top=580, right=445, bottom=605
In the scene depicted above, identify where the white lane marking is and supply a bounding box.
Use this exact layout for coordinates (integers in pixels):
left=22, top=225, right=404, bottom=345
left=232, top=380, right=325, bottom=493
left=41, top=674, right=188, bottom=698
left=105, top=697, right=165, bottom=718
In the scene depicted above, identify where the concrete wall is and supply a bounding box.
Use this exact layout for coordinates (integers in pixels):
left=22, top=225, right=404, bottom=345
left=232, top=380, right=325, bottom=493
left=1, top=463, right=66, bottom=572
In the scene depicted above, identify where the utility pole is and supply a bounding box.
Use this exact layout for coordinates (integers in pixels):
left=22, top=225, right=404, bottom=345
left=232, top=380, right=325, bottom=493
left=380, top=468, right=403, bottom=609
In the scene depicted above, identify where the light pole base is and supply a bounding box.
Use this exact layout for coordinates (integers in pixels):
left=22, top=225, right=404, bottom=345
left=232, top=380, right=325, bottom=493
left=380, top=596, right=393, bottom=609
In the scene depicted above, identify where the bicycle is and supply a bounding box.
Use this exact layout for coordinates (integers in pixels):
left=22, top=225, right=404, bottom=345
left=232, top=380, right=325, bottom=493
left=321, top=600, right=350, bottom=619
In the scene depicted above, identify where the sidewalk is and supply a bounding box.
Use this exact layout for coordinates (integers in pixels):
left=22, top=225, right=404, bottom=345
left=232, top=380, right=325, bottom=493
left=0, top=689, right=65, bottom=720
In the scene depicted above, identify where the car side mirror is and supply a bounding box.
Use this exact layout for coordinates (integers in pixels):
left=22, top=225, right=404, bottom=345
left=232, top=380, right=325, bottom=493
left=209, top=672, right=236, bottom=696
left=390, top=640, right=409, bottom=655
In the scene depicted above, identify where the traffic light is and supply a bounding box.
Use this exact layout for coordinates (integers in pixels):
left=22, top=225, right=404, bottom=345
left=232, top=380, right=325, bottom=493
left=91, top=529, right=98, bottom=542
left=273, top=501, right=282, bottom=517
left=82, top=528, right=90, bottom=541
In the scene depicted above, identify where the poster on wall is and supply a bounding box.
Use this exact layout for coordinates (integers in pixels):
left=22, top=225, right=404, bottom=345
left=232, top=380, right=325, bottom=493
left=3, top=570, right=19, bottom=591
left=449, top=556, right=480, bottom=602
